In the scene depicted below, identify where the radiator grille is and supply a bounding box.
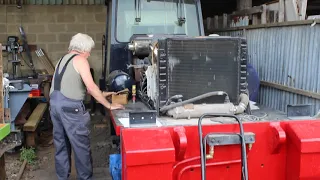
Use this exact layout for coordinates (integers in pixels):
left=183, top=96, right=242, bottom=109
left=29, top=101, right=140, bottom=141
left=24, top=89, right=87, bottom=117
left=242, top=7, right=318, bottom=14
left=157, top=37, right=247, bottom=108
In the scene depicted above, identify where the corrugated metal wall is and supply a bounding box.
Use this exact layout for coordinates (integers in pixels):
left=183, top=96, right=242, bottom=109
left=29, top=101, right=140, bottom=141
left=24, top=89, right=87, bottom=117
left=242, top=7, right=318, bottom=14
left=216, top=23, right=320, bottom=115
left=0, top=0, right=104, bottom=5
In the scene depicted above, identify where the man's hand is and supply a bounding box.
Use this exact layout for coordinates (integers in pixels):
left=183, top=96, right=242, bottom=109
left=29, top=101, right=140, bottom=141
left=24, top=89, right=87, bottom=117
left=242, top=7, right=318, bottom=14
left=109, top=103, right=125, bottom=110
left=102, top=92, right=117, bottom=97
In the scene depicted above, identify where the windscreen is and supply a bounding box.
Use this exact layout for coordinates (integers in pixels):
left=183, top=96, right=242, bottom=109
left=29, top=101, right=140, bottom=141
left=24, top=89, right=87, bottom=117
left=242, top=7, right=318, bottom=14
left=116, top=0, right=201, bottom=42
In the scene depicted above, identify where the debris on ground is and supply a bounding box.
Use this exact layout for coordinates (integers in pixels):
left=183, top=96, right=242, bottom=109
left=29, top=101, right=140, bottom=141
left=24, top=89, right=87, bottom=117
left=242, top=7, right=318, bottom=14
left=5, top=112, right=114, bottom=180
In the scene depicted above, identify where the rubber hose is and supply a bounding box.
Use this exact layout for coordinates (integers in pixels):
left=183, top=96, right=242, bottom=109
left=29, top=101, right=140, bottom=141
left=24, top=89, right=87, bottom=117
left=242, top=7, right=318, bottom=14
left=235, top=93, right=250, bottom=114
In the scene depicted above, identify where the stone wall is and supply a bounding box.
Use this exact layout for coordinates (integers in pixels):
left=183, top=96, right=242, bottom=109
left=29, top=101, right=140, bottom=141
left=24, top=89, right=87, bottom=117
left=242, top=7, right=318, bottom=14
left=0, top=5, right=107, bottom=83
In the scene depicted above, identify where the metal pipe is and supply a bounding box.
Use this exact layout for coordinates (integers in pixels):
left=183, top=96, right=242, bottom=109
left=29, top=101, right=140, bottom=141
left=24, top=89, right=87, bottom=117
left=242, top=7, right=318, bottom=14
left=167, top=103, right=235, bottom=119
left=160, top=91, right=230, bottom=112
left=235, top=93, right=250, bottom=114
left=177, top=159, right=241, bottom=180
left=198, top=114, right=249, bottom=180
left=173, top=157, right=200, bottom=170
left=166, top=93, right=249, bottom=119
left=206, top=146, right=214, bottom=159
left=198, top=115, right=207, bottom=180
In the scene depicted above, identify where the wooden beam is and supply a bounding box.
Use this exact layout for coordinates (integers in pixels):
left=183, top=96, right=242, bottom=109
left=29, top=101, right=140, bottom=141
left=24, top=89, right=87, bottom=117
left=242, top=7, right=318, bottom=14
left=0, top=44, right=3, bottom=124
left=232, top=6, right=263, bottom=16
left=261, top=4, right=267, bottom=24
left=0, top=155, right=5, bottom=180
left=23, top=103, right=48, bottom=132
left=252, top=15, right=259, bottom=25
left=4, top=108, right=10, bottom=123
left=214, top=16, right=219, bottom=29
left=299, top=0, right=308, bottom=20
left=16, top=160, right=27, bottom=180
left=223, top=14, right=228, bottom=28
left=266, top=0, right=280, bottom=5
left=279, top=0, right=285, bottom=22
left=26, top=131, right=38, bottom=148
left=206, top=17, right=214, bottom=31
left=210, top=19, right=320, bottom=33
left=261, top=81, right=320, bottom=100
left=237, top=0, right=252, bottom=10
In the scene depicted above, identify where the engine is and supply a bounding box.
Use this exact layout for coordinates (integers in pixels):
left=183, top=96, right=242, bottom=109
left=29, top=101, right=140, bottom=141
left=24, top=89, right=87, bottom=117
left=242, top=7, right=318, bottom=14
left=128, top=35, right=250, bottom=119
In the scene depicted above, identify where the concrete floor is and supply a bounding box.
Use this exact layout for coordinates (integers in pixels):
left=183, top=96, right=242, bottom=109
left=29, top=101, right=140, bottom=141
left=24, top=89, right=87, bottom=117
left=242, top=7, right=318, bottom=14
left=5, top=112, right=115, bottom=180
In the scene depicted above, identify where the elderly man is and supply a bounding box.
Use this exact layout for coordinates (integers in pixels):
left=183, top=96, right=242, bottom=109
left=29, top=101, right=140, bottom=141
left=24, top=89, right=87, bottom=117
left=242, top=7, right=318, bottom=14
left=49, top=33, right=124, bottom=180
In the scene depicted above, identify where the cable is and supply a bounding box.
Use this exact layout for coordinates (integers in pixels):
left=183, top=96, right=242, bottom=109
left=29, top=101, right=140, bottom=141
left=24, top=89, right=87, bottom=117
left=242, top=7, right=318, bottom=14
left=238, top=113, right=268, bottom=122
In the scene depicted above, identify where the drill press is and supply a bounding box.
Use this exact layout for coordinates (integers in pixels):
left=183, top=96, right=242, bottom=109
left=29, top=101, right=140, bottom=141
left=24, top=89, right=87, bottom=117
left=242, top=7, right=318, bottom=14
left=4, top=36, right=24, bottom=79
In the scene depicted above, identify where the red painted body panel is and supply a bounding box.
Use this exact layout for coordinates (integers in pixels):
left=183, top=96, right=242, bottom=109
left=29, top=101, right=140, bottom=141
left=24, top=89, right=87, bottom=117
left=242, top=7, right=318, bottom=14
left=110, top=112, right=121, bottom=136
left=114, top=117, right=320, bottom=180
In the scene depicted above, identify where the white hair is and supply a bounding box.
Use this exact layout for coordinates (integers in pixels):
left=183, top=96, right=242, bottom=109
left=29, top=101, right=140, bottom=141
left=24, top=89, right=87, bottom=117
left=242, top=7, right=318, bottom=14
left=68, top=33, right=95, bottom=53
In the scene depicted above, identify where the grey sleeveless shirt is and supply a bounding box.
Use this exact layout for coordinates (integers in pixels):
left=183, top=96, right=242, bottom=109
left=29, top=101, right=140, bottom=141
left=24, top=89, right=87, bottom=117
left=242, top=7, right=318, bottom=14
left=49, top=53, right=86, bottom=100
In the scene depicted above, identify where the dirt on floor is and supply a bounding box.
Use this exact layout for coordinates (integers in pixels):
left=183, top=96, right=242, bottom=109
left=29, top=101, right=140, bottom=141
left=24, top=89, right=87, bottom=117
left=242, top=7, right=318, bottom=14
left=4, top=111, right=116, bottom=180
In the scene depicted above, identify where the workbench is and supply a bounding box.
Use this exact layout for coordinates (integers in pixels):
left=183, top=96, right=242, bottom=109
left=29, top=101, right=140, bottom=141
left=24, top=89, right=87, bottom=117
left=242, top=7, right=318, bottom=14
left=110, top=101, right=290, bottom=136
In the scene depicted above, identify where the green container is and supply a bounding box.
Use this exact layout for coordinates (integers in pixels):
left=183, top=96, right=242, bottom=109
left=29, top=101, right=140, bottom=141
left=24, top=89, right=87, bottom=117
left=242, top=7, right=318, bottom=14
left=0, top=123, right=10, bottom=141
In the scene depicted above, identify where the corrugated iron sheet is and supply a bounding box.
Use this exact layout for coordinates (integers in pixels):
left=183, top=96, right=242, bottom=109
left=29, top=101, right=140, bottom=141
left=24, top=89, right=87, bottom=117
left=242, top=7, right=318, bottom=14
left=216, top=23, right=320, bottom=115
left=0, top=0, right=104, bottom=5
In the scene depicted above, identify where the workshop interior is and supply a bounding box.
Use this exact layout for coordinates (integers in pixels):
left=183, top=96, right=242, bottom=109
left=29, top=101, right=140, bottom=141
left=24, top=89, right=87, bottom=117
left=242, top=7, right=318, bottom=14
left=1, top=0, right=320, bottom=179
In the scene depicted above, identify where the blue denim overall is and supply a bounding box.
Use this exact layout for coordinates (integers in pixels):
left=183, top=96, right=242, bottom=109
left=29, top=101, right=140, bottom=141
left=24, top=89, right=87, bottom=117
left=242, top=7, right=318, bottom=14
left=49, top=54, right=93, bottom=180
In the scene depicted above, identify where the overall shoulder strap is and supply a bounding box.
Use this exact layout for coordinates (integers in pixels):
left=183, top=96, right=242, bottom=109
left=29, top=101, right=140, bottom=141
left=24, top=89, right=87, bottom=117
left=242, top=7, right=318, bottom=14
left=53, top=54, right=78, bottom=91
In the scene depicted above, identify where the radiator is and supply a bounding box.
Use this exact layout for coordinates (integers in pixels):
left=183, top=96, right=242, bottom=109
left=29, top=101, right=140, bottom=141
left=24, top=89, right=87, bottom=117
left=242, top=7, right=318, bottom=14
left=156, top=37, right=248, bottom=108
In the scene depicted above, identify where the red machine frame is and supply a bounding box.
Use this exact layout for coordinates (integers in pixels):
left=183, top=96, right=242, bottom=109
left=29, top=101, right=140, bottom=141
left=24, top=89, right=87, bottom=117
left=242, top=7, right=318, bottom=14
left=110, top=111, right=320, bottom=180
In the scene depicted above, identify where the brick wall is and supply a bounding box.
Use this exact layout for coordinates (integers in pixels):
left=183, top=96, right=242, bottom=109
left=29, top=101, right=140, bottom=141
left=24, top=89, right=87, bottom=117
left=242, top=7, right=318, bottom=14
left=0, top=5, right=106, bottom=83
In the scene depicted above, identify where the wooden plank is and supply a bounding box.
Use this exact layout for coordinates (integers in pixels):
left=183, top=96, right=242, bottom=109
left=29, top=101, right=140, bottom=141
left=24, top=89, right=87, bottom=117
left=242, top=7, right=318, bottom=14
left=214, top=15, right=219, bottom=29
left=223, top=14, right=228, bottom=28
left=0, top=44, right=3, bottom=124
left=23, top=103, right=48, bottom=132
left=278, top=0, right=285, bottom=22
left=237, top=0, right=252, bottom=10
left=206, top=17, right=214, bottom=31
left=26, top=132, right=38, bottom=147
left=16, top=160, right=27, bottom=180
left=299, top=0, right=308, bottom=20
left=261, top=4, right=267, bottom=24
left=0, top=154, right=5, bottom=180
left=266, top=0, right=279, bottom=5
left=4, top=108, right=10, bottom=123
left=232, top=6, right=263, bottom=16
left=285, top=0, right=299, bottom=21
left=261, top=81, right=320, bottom=100
left=210, top=19, right=320, bottom=33
left=35, top=49, right=55, bottom=75
left=252, top=14, right=259, bottom=25
left=267, top=10, right=277, bottom=23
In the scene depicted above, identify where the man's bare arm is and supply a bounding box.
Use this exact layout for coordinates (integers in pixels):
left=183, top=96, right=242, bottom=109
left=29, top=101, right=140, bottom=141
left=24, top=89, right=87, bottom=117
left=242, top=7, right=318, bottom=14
left=73, top=56, right=123, bottom=110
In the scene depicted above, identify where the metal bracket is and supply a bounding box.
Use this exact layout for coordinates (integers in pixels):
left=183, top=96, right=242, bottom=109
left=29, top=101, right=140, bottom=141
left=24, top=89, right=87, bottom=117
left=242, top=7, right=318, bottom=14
left=206, top=132, right=255, bottom=146
left=129, top=110, right=157, bottom=126
left=287, top=104, right=313, bottom=119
